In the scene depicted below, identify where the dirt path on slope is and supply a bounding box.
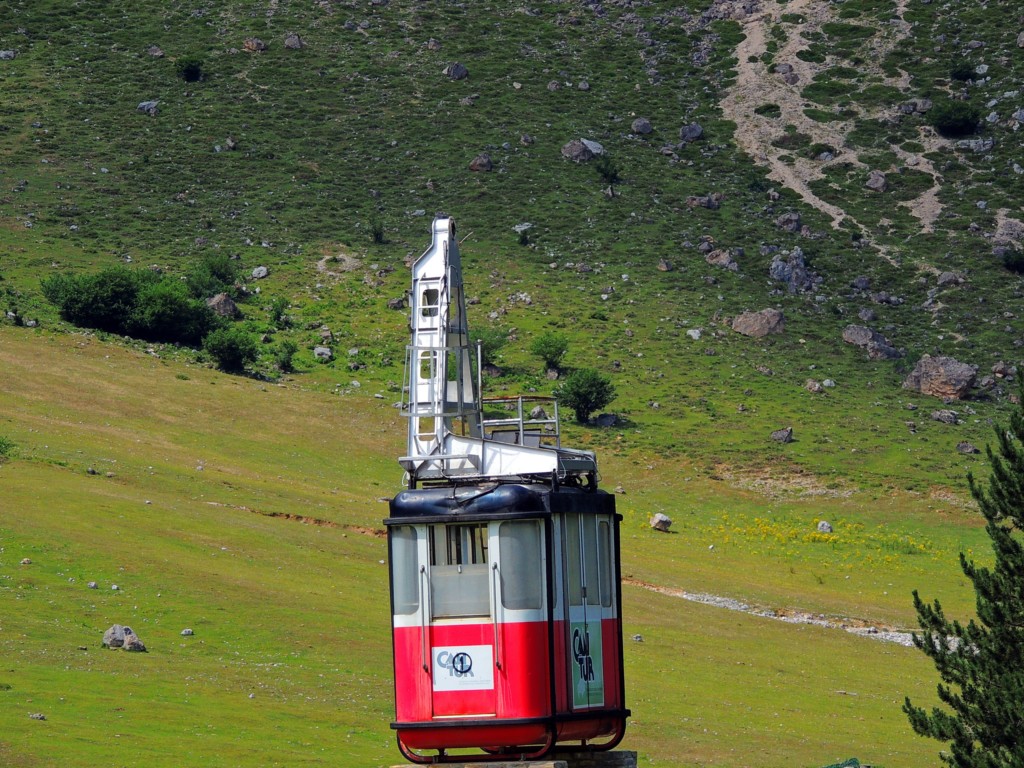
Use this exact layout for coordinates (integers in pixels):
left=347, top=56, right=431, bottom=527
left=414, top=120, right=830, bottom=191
left=719, top=0, right=946, bottom=236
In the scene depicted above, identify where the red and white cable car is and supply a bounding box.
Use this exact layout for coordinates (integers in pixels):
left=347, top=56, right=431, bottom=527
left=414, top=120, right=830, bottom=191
left=386, top=217, right=629, bottom=763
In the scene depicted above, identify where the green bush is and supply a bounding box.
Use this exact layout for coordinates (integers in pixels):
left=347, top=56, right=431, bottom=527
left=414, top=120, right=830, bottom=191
left=1002, top=249, right=1024, bottom=274
left=175, top=56, right=205, bottom=83
left=595, top=155, right=621, bottom=186
left=949, top=61, right=974, bottom=82
left=475, top=327, right=508, bottom=367
left=554, top=368, right=616, bottom=424
left=185, top=253, right=240, bottom=300
left=130, top=279, right=218, bottom=345
left=41, top=266, right=142, bottom=334
left=203, top=326, right=258, bottom=373
left=928, top=99, right=980, bottom=138
left=530, top=331, right=569, bottom=370
left=0, top=435, right=15, bottom=461
left=275, top=339, right=298, bottom=373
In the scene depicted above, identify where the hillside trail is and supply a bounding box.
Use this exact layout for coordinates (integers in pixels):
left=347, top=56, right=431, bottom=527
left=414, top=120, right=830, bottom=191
left=719, top=0, right=946, bottom=243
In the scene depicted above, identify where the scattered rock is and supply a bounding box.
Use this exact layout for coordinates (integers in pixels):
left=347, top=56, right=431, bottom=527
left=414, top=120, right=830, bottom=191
left=529, top=405, right=548, bottom=420
left=426, top=38, right=442, bottom=51
left=858, top=307, right=877, bottom=323
left=937, top=271, right=962, bottom=287
left=775, top=211, right=802, bottom=232
left=122, top=628, right=147, bottom=652
left=87, top=581, right=98, bottom=589
left=706, top=248, right=738, bottom=271
left=561, top=139, right=597, bottom=163
left=181, top=628, right=194, bottom=636
left=955, top=138, right=994, bottom=153
left=957, top=441, right=980, bottom=454
left=443, top=62, right=468, bottom=80
left=768, top=247, right=820, bottom=293
left=904, top=355, right=976, bottom=400
left=817, top=520, right=833, bottom=534
left=468, top=153, right=493, bottom=172
left=103, top=625, right=126, bottom=649
left=771, top=427, right=794, bottom=443
left=577, top=80, right=590, bottom=91
left=136, top=100, right=159, bottom=116
left=732, top=308, right=785, bottom=338
left=594, top=413, right=619, bottom=427
left=243, top=37, right=268, bottom=53
left=29, top=713, right=45, bottom=721
left=841, top=325, right=903, bottom=360
left=20, top=558, right=31, bottom=565
left=251, top=266, right=269, bottom=280
left=0, top=50, right=18, bottom=61
left=650, top=513, right=673, bottom=532
left=679, top=123, right=704, bottom=144
left=865, top=170, right=887, bottom=192
left=313, top=346, right=332, bottom=361
left=146, top=45, right=164, bottom=58
left=993, top=361, right=1017, bottom=379
left=657, top=258, right=672, bottom=272
left=631, top=117, right=653, bottom=135
left=931, top=409, right=959, bottom=425
left=283, top=33, right=304, bottom=50
left=386, top=296, right=406, bottom=310
left=805, top=379, right=824, bottom=393
left=206, top=293, right=240, bottom=318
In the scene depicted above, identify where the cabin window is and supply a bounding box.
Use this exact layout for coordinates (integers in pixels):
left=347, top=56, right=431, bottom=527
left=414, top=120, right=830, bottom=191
left=566, top=513, right=604, bottom=607
left=429, top=524, right=490, bottom=618
left=390, top=526, right=419, bottom=616
left=499, top=521, right=543, bottom=610
left=598, top=520, right=612, bottom=608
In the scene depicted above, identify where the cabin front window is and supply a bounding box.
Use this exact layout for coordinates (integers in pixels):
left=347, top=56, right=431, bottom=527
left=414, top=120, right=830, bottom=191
left=390, top=526, right=420, bottom=616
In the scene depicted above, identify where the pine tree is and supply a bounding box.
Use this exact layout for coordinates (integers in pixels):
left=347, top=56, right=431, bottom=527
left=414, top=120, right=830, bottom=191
left=904, top=399, right=1024, bottom=767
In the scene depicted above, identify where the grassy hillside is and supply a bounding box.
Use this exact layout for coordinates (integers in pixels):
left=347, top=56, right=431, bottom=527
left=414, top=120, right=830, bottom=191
left=0, top=329, right=979, bottom=766
left=0, top=0, right=1019, bottom=764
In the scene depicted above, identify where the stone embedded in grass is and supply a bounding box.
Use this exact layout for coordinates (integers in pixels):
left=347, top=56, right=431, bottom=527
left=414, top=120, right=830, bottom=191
left=771, top=427, right=794, bottom=443
left=443, top=62, right=468, bottom=80
left=957, top=441, right=980, bottom=454
left=865, top=170, right=887, bottom=192
left=904, top=355, right=977, bottom=400
left=775, top=211, right=802, bottom=232
left=206, top=293, right=240, bottom=318
left=842, top=325, right=903, bottom=360
left=284, top=33, right=304, bottom=50
left=251, top=266, right=269, bottom=280
left=0, top=50, right=17, bottom=61
left=468, top=153, right=492, bottom=172
left=805, top=379, right=824, bottom=393
left=817, top=520, right=833, bottom=533
left=931, top=409, right=959, bottom=425
left=678, top=122, right=703, bottom=144
left=243, top=37, right=267, bottom=53
left=181, top=628, right=194, bottom=636
left=705, top=248, right=738, bottom=271
left=136, top=100, right=159, bottom=117
left=146, top=45, right=163, bottom=58
left=732, top=308, right=785, bottom=338
left=122, top=628, right=147, bottom=652
left=650, top=513, right=672, bottom=532
left=103, top=625, right=126, bottom=649
left=631, top=117, right=653, bottom=135
left=313, top=346, right=332, bottom=361
left=561, top=139, right=603, bottom=162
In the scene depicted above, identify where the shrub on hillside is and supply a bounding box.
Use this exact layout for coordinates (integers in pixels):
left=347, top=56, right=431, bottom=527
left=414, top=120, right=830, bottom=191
left=185, top=253, right=240, bottom=300
left=42, top=266, right=218, bottom=345
left=1002, top=249, right=1024, bottom=274
left=475, top=327, right=508, bottom=367
left=203, top=326, right=258, bottom=372
left=130, top=279, right=218, bottom=345
left=554, top=368, right=616, bottom=424
left=275, top=339, right=298, bottom=373
left=175, top=56, right=205, bottom=83
left=530, top=331, right=569, bottom=370
left=928, top=99, right=980, bottom=138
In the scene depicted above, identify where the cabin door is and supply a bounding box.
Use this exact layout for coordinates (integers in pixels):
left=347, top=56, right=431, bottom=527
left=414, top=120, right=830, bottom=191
left=562, top=513, right=610, bottom=710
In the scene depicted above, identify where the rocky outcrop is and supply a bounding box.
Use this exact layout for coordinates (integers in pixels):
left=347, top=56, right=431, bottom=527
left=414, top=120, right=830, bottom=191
left=903, top=355, right=976, bottom=400
left=732, top=308, right=785, bottom=338
left=841, top=325, right=903, bottom=360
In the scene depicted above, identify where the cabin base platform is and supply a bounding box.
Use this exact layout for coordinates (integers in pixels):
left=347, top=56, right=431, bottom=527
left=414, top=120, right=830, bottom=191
left=390, top=750, right=638, bottom=768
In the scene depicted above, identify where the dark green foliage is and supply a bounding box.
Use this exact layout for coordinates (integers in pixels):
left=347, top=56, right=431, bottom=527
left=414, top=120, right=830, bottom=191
left=904, top=397, right=1024, bottom=767
left=0, top=435, right=14, bottom=461
left=270, top=296, right=290, bottom=327
left=928, top=99, right=980, bottom=138
left=41, top=267, right=141, bottom=334
left=370, top=219, right=386, bottom=244
left=949, top=62, right=975, bottom=82
left=474, top=327, right=508, bottom=367
left=203, top=326, right=258, bottom=373
left=175, top=56, right=205, bottom=83
left=275, top=339, right=298, bottom=373
left=185, top=253, right=239, bottom=300
left=530, top=331, right=569, bottom=370
left=41, top=266, right=217, bottom=345
left=554, top=368, right=616, bottom=424
left=595, top=155, right=621, bottom=186
left=1002, top=249, right=1024, bottom=275
left=754, top=103, right=781, bottom=119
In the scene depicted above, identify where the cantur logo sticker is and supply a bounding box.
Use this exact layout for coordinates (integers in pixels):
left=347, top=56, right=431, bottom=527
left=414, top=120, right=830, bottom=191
left=571, top=623, right=604, bottom=707
left=431, top=645, right=494, bottom=691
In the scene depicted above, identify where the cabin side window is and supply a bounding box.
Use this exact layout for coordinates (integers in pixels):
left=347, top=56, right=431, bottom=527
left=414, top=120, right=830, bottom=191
left=429, top=523, right=490, bottom=618
left=499, top=520, right=543, bottom=610
left=390, top=526, right=420, bottom=616
left=566, top=513, right=605, bottom=607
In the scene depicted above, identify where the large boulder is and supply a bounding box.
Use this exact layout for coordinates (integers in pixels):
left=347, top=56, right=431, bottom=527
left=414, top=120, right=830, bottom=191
left=561, top=139, right=595, bottom=163
left=732, top=308, right=785, bottom=338
left=903, top=355, right=976, bottom=400
left=768, top=247, right=819, bottom=293
left=841, top=325, right=903, bottom=360
left=102, top=624, right=126, bottom=649
left=206, top=293, right=240, bottom=318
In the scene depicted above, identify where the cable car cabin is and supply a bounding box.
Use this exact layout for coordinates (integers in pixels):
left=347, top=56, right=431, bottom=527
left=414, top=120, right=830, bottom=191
left=386, top=483, right=628, bottom=763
